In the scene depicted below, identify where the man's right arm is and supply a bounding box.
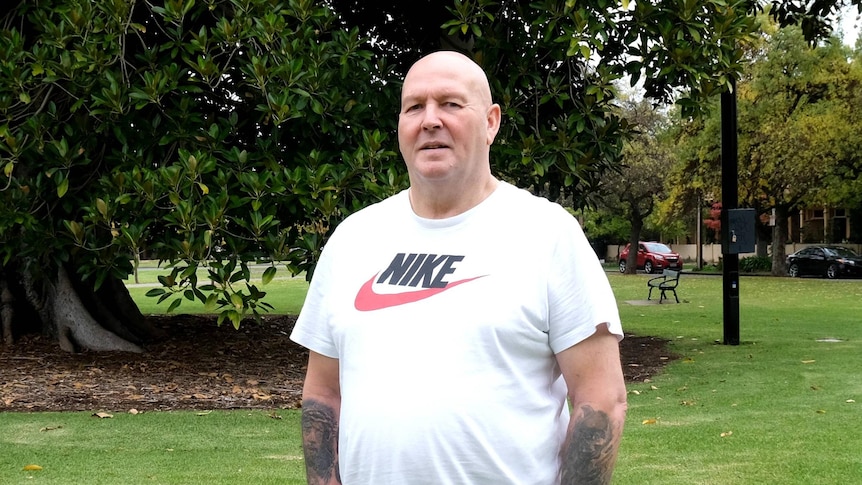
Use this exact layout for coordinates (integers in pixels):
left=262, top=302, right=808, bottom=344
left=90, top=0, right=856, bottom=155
left=301, top=351, right=342, bottom=485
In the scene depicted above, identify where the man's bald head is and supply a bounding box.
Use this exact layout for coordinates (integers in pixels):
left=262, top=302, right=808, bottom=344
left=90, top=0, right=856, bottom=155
left=402, top=51, right=494, bottom=107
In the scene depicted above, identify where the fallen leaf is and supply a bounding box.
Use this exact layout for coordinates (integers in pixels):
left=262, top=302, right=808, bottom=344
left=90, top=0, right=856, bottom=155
left=642, top=419, right=657, bottom=425
left=801, top=360, right=816, bottom=364
left=720, top=431, right=733, bottom=438
left=816, top=410, right=826, bottom=414
left=650, top=385, right=659, bottom=390
left=847, top=399, right=856, bottom=403
left=196, top=410, right=212, bottom=416
left=128, top=409, right=140, bottom=415
left=630, top=390, right=641, bottom=395
left=92, top=412, right=113, bottom=419
left=40, top=426, right=62, bottom=432
left=268, top=412, right=282, bottom=420
left=22, top=464, right=43, bottom=471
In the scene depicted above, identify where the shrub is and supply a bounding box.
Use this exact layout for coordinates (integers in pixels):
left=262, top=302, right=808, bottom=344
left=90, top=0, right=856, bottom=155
left=739, top=256, right=772, bottom=273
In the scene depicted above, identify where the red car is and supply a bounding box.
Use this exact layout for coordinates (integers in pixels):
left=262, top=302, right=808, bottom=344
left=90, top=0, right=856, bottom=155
left=619, top=241, right=683, bottom=274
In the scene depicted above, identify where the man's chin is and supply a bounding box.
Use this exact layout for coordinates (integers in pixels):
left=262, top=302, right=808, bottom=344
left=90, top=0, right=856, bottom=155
left=410, top=160, right=456, bottom=180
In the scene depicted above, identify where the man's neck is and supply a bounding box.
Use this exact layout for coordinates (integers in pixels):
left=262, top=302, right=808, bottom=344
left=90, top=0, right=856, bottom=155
left=408, top=176, right=499, bottom=219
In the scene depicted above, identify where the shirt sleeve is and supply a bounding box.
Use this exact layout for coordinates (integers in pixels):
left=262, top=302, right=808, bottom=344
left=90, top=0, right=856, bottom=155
left=546, top=209, right=623, bottom=354
left=289, top=237, right=340, bottom=359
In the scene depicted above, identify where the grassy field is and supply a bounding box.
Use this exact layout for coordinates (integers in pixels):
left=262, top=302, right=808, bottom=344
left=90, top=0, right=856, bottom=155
left=612, top=272, right=862, bottom=484
left=125, top=262, right=309, bottom=315
left=3, top=271, right=861, bottom=484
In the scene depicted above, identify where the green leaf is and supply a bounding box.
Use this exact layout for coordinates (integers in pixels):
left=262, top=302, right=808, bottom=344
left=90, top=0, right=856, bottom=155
left=167, top=299, right=182, bottom=313
left=57, top=178, right=69, bottom=198
left=230, top=292, right=243, bottom=309
left=204, top=293, right=218, bottom=312
left=262, top=266, right=276, bottom=285
left=229, top=311, right=242, bottom=330
left=96, top=198, right=108, bottom=218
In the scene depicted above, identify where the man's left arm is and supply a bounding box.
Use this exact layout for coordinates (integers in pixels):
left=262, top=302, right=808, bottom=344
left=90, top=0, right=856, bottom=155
left=556, top=325, right=628, bottom=485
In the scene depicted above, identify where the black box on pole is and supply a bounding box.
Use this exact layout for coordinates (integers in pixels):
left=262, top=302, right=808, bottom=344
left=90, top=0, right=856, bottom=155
left=723, top=208, right=756, bottom=255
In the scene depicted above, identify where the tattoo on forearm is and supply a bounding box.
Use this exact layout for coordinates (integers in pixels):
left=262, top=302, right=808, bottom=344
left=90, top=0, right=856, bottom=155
left=301, top=399, right=341, bottom=484
left=560, top=405, right=618, bottom=485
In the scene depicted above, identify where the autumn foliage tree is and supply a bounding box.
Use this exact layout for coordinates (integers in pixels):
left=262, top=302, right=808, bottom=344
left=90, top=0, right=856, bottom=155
left=665, top=21, right=862, bottom=275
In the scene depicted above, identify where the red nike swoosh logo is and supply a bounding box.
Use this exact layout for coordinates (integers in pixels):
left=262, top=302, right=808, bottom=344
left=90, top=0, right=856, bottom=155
left=354, top=274, right=485, bottom=311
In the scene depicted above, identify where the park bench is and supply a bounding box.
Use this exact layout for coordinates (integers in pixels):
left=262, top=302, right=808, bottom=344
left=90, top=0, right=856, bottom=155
left=647, top=269, right=681, bottom=304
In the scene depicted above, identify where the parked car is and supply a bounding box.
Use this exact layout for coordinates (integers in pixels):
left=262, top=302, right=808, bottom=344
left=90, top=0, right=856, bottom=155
left=619, top=241, right=683, bottom=274
left=786, top=245, right=862, bottom=279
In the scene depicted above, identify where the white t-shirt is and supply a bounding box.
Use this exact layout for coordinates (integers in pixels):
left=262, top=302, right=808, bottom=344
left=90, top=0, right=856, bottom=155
left=291, top=181, right=622, bottom=485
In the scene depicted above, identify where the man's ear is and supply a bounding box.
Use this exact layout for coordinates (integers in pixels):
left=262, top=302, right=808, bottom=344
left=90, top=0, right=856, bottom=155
left=486, top=103, right=502, bottom=145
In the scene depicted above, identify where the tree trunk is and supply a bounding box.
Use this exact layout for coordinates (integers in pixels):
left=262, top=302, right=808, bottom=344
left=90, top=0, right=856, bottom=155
left=755, top=218, right=771, bottom=258
left=771, top=205, right=790, bottom=276
left=626, top=219, right=643, bottom=275
left=3, top=261, right=160, bottom=353
left=1, top=278, right=13, bottom=345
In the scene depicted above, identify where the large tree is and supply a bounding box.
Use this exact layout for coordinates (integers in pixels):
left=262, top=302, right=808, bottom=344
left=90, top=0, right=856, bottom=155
left=0, top=0, right=763, bottom=351
left=0, top=0, right=405, bottom=351
left=331, top=0, right=759, bottom=205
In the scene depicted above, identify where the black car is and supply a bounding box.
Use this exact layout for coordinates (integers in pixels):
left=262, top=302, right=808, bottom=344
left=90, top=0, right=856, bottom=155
left=786, top=246, right=862, bottom=279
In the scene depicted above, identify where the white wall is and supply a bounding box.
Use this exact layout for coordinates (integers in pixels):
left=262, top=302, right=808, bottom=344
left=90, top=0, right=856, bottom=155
left=605, top=243, right=862, bottom=264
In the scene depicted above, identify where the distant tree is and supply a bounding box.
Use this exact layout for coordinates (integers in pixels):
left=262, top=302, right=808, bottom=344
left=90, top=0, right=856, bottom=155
left=664, top=22, right=862, bottom=276
left=704, top=202, right=723, bottom=242
left=595, top=98, right=675, bottom=274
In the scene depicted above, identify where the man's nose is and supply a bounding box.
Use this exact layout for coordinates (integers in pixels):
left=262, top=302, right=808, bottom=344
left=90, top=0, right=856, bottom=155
left=421, top=105, right=442, bottom=130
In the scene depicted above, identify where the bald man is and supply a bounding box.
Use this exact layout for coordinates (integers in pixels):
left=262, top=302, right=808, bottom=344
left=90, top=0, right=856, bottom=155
left=291, top=50, right=627, bottom=485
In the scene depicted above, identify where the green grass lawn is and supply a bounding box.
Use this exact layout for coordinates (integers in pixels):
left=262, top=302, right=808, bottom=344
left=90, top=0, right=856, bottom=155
left=612, top=272, right=862, bottom=484
left=3, top=271, right=861, bottom=484
left=125, top=262, right=309, bottom=315
left=1, top=410, right=306, bottom=484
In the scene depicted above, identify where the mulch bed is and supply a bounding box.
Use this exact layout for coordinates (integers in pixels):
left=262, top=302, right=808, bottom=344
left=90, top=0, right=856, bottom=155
left=1, top=315, right=677, bottom=412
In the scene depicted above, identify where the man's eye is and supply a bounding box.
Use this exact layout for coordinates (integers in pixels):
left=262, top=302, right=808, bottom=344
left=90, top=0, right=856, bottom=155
left=405, top=104, right=422, bottom=112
